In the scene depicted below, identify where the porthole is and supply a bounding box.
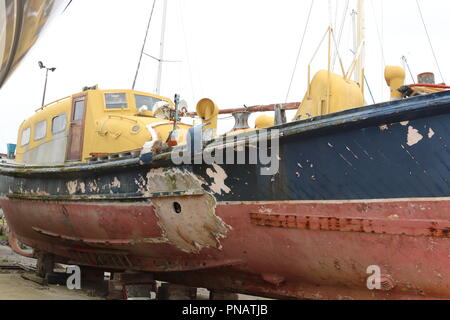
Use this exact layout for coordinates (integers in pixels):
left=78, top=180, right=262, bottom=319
left=173, top=202, right=182, bottom=214
left=131, top=125, right=141, bottom=133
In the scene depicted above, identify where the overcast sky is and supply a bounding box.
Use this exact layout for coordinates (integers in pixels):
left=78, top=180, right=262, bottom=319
left=1, top=0, right=449, bottom=153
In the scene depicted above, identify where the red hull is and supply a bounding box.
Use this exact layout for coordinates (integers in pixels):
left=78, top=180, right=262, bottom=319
left=1, top=197, right=449, bottom=300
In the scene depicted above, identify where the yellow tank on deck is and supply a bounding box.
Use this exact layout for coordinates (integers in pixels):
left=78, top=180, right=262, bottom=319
left=255, top=114, right=275, bottom=129
left=15, top=88, right=192, bottom=165
left=294, top=70, right=364, bottom=120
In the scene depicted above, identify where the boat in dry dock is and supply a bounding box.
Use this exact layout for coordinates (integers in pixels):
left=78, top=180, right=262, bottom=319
left=0, top=0, right=449, bottom=300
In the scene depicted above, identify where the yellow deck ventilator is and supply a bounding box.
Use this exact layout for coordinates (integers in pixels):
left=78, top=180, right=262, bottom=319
left=196, top=98, right=219, bottom=138
left=294, top=70, right=364, bottom=121
left=384, top=66, right=406, bottom=100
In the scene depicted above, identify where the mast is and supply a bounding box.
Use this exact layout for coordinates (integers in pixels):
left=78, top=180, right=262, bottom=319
left=156, top=0, right=168, bottom=95
left=351, top=9, right=357, bottom=81
left=356, top=0, right=365, bottom=89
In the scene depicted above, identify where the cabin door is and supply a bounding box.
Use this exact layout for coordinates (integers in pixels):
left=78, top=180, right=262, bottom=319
left=66, top=95, right=87, bottom=161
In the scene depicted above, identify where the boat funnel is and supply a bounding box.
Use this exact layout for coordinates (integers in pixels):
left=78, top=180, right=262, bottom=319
left=385, top=66, right=406, bottom=100
left=417, top=72, right=435, bottom=84
left=196, top=98, right=219, bottom=136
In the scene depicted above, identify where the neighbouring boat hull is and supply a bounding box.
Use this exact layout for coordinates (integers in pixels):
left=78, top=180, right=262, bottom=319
left=1, top=92, right=450, bottom=299
left=0, top=0, right=68, bottom=88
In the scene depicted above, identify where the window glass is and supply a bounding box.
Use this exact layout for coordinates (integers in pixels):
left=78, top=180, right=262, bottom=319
left=73, top=100, right=85, bottom=121
left=105, top=93, right=128, bottom=109
left=52, top=113, right=67, bottom=134
left=135, top=94, right=162, bottom=112
left=21, top=128, right=31, bottom=146
left=34, top=120, right=47, bottom=141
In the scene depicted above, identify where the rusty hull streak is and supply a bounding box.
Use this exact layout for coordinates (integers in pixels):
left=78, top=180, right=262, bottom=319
left=250, top=213, right=450, bottom=238
left=32, top=227, right=168, bottom=246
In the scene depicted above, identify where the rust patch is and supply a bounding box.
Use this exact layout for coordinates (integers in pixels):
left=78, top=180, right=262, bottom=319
left=249, top=213, right=450, bottom=238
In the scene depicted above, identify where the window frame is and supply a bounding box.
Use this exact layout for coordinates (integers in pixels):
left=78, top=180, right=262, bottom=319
left=104, top=92, right=129, bottom=110
left=33, top=120, right=47, bottom=141
left=21, top=127, right=31, bottom=146
left=52, top=113, right=67, bottom=135
left=72, top=100, right=86, bottom=121
left=134, top=94, right=163, bottom=112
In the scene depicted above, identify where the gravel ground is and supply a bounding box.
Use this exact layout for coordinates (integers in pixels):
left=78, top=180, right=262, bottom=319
left=0, top=273, right=100, bottom=300
left=0, top=245, right=100, bottom=300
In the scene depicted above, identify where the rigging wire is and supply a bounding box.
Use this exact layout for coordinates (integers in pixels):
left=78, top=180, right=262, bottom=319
left=402, top=56, right=416, bottom=84
left=328, top=0, right=333, bottom=30
left=334, top=0, right=339, bottom=31
left=178, top=0, right=196, bottom=103
left=309, top=28, right=331, bottom=66
left=285, top=0, right=314, bottom=103
left=132, top=0, right=157, bottom=90
left=218, top=115, right=235, bottom=120
left=332, top=0, right=349, bottom=71
left=63, top=0, right=73, bottom=13
left=416, top=0, right=445, bottom=83
left=364, top=74, right=376, bottom=105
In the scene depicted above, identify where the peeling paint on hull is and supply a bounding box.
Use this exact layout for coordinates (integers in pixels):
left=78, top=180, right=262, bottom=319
left=0, top=198, right=449, bottom=299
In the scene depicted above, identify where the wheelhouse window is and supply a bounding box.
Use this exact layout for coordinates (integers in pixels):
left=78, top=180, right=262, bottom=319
left=105, top=93, right=128, bottom=109
left=34, top=120, right=47, bottom=141
left=52, top=113, right=67, bottom=134
left=135, top=94, right=162, bottom=112
left=21, top=128, right=31, bottom=146
left=73, top=100, right=85, bottom=121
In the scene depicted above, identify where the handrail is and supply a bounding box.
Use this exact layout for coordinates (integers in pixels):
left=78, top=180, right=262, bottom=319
left=409, top=84, right=450, bottom=89
left=185, top=102, right=300, bottom=117
left=34, top=95, right=72, bottom=112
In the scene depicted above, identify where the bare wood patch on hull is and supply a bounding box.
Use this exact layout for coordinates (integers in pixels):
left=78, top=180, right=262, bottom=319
left=152, top=194, right=229, bottom=254
left=143, top=168, right=231, bottom=254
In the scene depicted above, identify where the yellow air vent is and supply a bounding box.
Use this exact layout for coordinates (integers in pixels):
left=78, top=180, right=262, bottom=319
left=196, top=98, right=219, bottom=135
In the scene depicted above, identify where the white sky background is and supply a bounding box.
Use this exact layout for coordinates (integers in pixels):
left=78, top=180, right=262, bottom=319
left=1, top=0, right=450, bottom=153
